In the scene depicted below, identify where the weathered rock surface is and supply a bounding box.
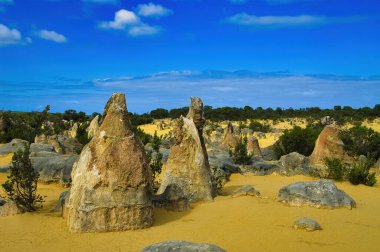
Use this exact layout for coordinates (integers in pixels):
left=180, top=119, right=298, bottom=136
left=87, top=115, right=99, bottom=139
left=153, top=184, right=190, bottom=211
left=278, top=179, right=356, bottom=209
left=278, top=152, right=309, bottom=176
left=0, top=139, right=28, bottom=155
left=34, top=134, right=82, bottom=154
left=0, top=200, right=23, bottom=217
left=66, top=93, right=153, bottom=232
left=53, top=191, right=70, bottom=216
left=231, top=185, right=260, bottom=198
left=309, top=125, right=349, bottom=176
left=222, top=122, right=238, bottom=149
left=293, top=217, right=322, bottom=231
left=141, top=241, right=227, bottom=252
left=30, top=143, right=55, bottom=154
left=158, top=97, right=216, bottom=203
left=31, top=154, right=77, bottom=185
left=247, top=137, right=262, bottom=157
left=239, top=159, right=280, bottom=175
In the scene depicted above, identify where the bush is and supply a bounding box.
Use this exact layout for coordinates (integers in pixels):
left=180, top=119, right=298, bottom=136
left=231, top=137, right=252, bottom=165
left=341, top=126, right=380, bottom=161
left=1, top=144, right=44, bottom=211
left=274, top=124, right=323, bottom=158
left=248, top=120, right=271, bottom=133
left=324, top=157, right=346, bottom=180
left=348, top=158, right=377, bottom=186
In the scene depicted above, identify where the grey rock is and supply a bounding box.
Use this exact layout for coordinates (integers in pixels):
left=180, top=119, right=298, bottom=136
left=0, top=164, right=10, bottom=173
left=0, top=200, right=23, bottom=217
left=141, top=241, right=227, bottom=252
left=278, top=179, right=356, bottom=209
left=231, top=185, right=260, bottom=198
left=153, top=184, right=190, bottom=211
left=278, top=152, right=309, bottom=176
left=31, top=155, right=77, bottom=185
left=240, top=160, right=280, bottom=175
left=53, top=190, right=70, bottom=215
left=320, top=116, right=333, bottom=126
left=30, top=143, right=55, bottom=155
left=293, top=217, right=322, bottom=231
left=0, top=139, right=28, bottom=155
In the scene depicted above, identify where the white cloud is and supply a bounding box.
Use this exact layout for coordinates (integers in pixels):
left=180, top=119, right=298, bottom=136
left=37, top=29, right=67, bottom=43
left=0, top=24, right=23, bottom=46
left=137, top=3, right=173, bottom=18
left=225, top=13, right=327, bottom=27
left=99, top=9, right=161, bottom=37
left=99, top=9, right=140, bottom=30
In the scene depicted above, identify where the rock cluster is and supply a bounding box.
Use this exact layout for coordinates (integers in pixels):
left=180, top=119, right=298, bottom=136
left=222, top=122, right=238, bottom=149
left=141, top=241, right=227, bottom=252
left=157, top=97, right=216, bottom=205
left=66, top=93, right=153, bottom=232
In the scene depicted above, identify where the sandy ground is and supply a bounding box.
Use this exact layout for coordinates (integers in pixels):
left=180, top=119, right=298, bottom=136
left=1, top=171, right=380, bottom=252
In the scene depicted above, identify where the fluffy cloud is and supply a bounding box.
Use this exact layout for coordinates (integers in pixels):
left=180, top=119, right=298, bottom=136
left=137, top=3, right=173, bottom=18
left=99, top=9, right=140, bottom=30
left=0, top=24, right=23, bottom=46
left=37, top=29, right=67, bottom=43
left=99, top=9, right=161, bottom=36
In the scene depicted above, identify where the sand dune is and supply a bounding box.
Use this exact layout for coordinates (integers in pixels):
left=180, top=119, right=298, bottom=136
left=1, top=172, right=380, bottom=252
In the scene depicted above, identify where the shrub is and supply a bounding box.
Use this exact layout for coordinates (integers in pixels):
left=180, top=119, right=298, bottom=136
left=324, top=157, right=346, bottom=180
left=231, top=137, right=252, bottom=165
left=248, top=120, right=271, bottom=133
left=1, top=144, right=44, bottom=211
left=274, top=124, right=323, bottom=158
left=348, top=158, right=377, bottom=186
left=341, top=126, right=380, bottom=161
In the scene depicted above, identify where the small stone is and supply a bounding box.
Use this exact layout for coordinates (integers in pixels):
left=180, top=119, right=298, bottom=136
left=294, top=217, right=322, bottom=231
left=231, top=185, right=260, bottom=198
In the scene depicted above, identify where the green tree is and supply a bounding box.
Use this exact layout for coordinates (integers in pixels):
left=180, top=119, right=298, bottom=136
left=2, top=144, right=44, bottom=211
left=324, top=157, right=346, bottom=180
left=231, top=137, right=252, bottom=165
left=348, top=158, right=377, bottom=186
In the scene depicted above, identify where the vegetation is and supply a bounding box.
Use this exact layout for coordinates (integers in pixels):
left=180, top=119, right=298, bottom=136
left=231, top=137, right=252, bottom=165
left=348, top=158, right=377, bottom=186
left=324, top=157, right=346, bottom=180
left=274, top=124, right=323, bottom=158
left=248, top=120, right=271, bottom=133
left=76, top=122, right=90, bottom=146
left=1, top=145, right=44, bottom=211
left=146, top=132, right=163, bottom=190
left=341, top=126, right=380, bottom=161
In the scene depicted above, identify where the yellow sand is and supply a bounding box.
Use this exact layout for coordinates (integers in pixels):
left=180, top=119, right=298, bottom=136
left=1, top=172, right=380, bottom=252
left=0, top=153, right=13, bottom=166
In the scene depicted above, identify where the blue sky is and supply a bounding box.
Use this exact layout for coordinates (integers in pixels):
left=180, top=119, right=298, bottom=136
left=0, top=0, right=379, bottom=114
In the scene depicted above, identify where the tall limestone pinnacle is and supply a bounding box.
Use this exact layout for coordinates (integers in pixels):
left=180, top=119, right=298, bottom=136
left=66, top=93, right=153, bottom=232
left=158, top=97, right=216, bottom=203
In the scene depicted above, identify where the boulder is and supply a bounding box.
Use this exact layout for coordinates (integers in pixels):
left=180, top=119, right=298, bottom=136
left=0, top=200, right=23, bottom=217
left=66, top=93, right=153, bottom=232
left=30, top=143, right=55, bottom=154
left=141, top=241, right=227, bottom=252
left=278, top=152, right=309, bottom=176
left=309, top=125, right=349, bottom=177
left=222, top=122, right=238, bottom=149
left=0, top=139, right=28, bottom=155
left=31, top=154, right=77, bottom=185
left=293, top=217, right=322, bottom=231
left=158, top=97, right=216, bottom=204
left=153, top=184, right=190, bottom=211
left=34, top=134, right=82, bottom=155
left=87, top=115, right=99, bottom=139
left=320, top=116, right=333, bottom=126
left=278, top=179, right=356, bottom=209
left=53, top=191, right=70, bottom=217
left=240, top=160, right=280, bottom=175
left=231, top=185, right=260, bottom=198
left=247, top=137, right=262, bottom=157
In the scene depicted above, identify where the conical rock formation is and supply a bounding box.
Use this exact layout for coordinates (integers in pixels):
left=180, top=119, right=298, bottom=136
left=157, top=97, right=216, bottom=203
left=247, top=137, right=262, bottom=157
left=66, top=93, right=153, bottom=232
left=222, top=121, right=238, bottom=149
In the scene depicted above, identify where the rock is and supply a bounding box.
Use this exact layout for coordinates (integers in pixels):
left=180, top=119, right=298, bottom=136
left=222, top=122, right=238, bottom=149
left=31, top=154, right=77, bottom=185
left=293, top=217, right=322, bottom=231
left=53, top=191, right=70, bottom=216
left=66, top=123, right=78, bottom=139
left=278, top=152, right=309, bottom=176
left=0, top=164, right=10, bottom=172
left=376, top=158, right=380, bottom=174
left=255, top=132, right=266, bottom=139
left=87, top=115, right=99, bottom=139
left=247, top=137, right=262, bottom=157
left=140, top=241, right=227, bottom=252
left=0, top=200, right=23, bottom=217
left=231, top=185, right=260, bottom=198
left=30, top=143, right=55, bottom=155
left=158, top=97, right=216, bottom=204
left=261, top=144, right=277, bottom=161
left=240, top=160, right=280, bottom=175
left=241, top=128, right=253, bottom=136
left=153, top=184, right=190, bottom=211
left=0, top=139, right=28, bottom=155
left=320, top=116, right=333, bottom=126
left=66, top=93, right=153, bottom=232
left=309, top=125, right=350, bottom=177
left=35, top=134, right=63, bottom=153
left=35, top=134, right=82, bottom=155
left=278, top=179, right=356, bottom=209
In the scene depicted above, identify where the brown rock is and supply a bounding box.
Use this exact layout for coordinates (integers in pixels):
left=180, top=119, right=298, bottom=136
left=87, top=115, right=99, bottom=139
left=157, top=97, right=216, bottom=204
left=247, top=137, right=262, bottom=157
left=0, top=200, right=23, bottom=217
left=222, top=122, right=239, bottom=149
left=309, top=125, right=350, bottom=176
left=66, top=93, right=153, bottom=232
